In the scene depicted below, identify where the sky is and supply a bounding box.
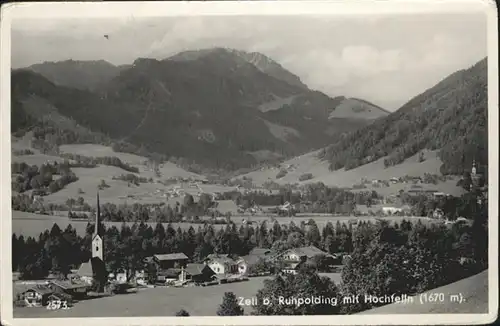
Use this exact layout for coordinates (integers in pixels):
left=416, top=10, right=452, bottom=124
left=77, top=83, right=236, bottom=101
left=11, top=13, right=487, bottom=111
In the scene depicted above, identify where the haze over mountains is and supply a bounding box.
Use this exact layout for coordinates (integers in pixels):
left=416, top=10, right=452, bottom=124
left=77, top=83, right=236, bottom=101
left=12, top=47, right=387, bottom=171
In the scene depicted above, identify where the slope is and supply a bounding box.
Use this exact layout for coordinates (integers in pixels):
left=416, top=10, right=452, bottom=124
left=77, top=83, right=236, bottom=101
left=12, top=48, right=375, bottom=171
left=320, top=58, right=488, bottom=175
left=328, top=97, right=389, bottom=120
left=359, top=270, right=488, bottom=314
left=27, top=59, right=127, bottom=91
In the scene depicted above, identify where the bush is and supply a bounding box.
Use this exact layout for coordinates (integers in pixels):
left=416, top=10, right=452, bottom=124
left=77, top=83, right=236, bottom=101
left=298, top=173, right=314, bottom=181
left=175, top=309, right=190, bottom=316
left=276, top=169, right=287, bottom=179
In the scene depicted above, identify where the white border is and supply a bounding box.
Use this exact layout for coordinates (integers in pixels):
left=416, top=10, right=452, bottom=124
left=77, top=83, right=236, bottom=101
left=1, top=1, right=498, bottom=325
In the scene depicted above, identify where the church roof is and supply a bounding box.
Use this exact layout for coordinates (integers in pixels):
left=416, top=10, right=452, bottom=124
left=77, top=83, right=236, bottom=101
left=77, top=260, right=94, bottom=277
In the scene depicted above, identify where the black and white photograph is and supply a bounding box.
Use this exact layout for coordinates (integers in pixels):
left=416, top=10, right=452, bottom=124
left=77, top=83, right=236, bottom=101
left=1, top=1, right=498, bottom=325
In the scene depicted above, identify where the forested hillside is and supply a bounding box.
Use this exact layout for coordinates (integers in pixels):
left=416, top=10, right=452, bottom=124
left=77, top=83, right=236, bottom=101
left=320, top=58, right=488, bottom=176
left=12, top=48, right=376, bottom=172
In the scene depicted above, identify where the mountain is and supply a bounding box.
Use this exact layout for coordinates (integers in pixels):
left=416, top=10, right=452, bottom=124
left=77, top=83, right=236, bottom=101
left=328, top=97, right=389, bottom=120
left=319, top=58, right=488, bottom=175
left=27, top=59, right=128, bottom=91
left=12, top=48, right=377, bottom=171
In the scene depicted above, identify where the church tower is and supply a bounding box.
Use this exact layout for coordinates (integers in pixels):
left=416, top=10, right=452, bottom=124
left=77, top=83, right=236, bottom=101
left=92, top=192, right=103, bottom=261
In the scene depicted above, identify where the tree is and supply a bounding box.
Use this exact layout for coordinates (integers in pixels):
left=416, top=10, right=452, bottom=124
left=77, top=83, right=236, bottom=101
left=254, top=269, right=340, bottom=315
left=176, top=309, right=190, bottom=316
left=184, top=194, right=195, bottom=208
left=217, top=292, right=244, bottom=316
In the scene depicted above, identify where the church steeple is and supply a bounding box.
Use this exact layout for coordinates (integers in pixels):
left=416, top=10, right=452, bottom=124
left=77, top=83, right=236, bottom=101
left=94, top=191, right=101, bottom=237
left=92, top=192, right=103, bottom=260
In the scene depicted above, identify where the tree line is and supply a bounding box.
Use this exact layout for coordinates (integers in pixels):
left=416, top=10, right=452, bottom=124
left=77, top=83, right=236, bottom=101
left=11, top=161, right=78, bottom=195
left=12, top=217, right=356, bottom=280
left=60, top=153, right=139, bottom=173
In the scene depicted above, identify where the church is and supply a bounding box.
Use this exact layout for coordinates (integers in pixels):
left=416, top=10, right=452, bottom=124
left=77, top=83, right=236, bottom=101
left=76, top=192, right=108, bottom=292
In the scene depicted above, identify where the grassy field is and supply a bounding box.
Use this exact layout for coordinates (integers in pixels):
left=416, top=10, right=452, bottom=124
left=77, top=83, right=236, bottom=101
left=59, top=144, right=205, bottom=181
left=236, top=150, right=462, bottom=192
left=11, top=211, right=228, bottom=237
left=12, top=210, right=438, bottom=238
left=359, top=270, right=488, bottom=314
left=14, top=273, right=343, bottom=318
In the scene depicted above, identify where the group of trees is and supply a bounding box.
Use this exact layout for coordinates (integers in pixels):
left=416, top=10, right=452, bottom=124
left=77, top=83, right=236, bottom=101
left=341, top=202, right=487, bottom=313
left=221, top=183, right=381, bottom=215
left=60, top=153, right=139, bottom=173
left=11, top=161, right=78, bottom=194
left=12, top=217, right=356, bottom=281
left=401, top=190, right=486, bottom=220
left=12, top=193, right=91, bottom=213
left=112, top=173, right=151, bottom=185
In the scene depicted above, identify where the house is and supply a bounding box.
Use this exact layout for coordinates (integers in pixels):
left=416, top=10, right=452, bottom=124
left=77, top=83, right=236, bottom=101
left=20, top=285, right=54, bottom=307
left=274, top=246, right=334, bottom=273
left=381, top=206, right=404, bottom=215
left=236, top=248, right=274, bottom=275
left=280, top=261, right=304, bottom=275
left=48, top=280, right=89, bottom=300
left=433, top=208, right=445, bottom=219
left=157, top=269, right=181, bottom=284
left=206, top=255, right=239, bottom=275
left=276, top=246, right=330, bottom=262
left=183, top=263, right=216, bottom=283
left=153, top=253, right=189, bottom=270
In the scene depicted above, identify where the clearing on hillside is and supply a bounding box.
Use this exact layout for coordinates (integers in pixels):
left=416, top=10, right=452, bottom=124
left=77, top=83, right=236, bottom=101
left=236, top=149, right=463, bottom=196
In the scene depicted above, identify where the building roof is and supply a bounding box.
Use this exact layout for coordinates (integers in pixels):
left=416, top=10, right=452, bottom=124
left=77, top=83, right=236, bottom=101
left=185, top=263, right=213, bottom=276
left=24, top=285, right=53, bottom=296
left=239, top=255, right=266, bottom=266
left=208, top=255, right=237, bottom=265
left=287, top=246, right=328, bottom=258
left=77, top=260, right=94, bottom=277
left=249, top=248, right=272, bottom=256
left=50, top=279, right=88, bottom=290
left=154, top=253, right=189, bottom=261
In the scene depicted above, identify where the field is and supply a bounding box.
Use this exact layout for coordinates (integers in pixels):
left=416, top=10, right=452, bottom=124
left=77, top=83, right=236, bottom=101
left=12, top=143, right=235, bottom=206
left=12, top=211, right=227, bottom=237
left=236, top=149, right=463, bottom=194
left=12, top=210, right=438, bottom=238
left=13, top=273, right=342, bottom=318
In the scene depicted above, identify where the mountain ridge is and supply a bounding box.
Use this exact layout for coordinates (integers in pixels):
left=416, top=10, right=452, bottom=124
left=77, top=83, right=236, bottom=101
left=319, top=57, right=488, bottom=175
left=12, top=48, right=382, bottom=172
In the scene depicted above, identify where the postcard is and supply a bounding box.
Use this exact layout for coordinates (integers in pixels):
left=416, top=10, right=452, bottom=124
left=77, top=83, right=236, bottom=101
left=1, top=1, right=497, bottom=325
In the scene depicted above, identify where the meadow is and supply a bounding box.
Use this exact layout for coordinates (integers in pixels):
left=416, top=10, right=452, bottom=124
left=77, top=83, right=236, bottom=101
left=12, top=210, right=437, bottom=238
left=14, top=273, right=342, bottom=318
left=237, top=149, right=463, bottom=194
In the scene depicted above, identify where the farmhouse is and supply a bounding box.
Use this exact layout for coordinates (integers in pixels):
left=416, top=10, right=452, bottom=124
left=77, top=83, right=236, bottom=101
left=48, top=279, right=89, bottom=300
left=276, top=246, right=330, bottom=261
left=153, top=253, right=189, bottom=270
left=183, top=263, right=217, bottom=283
left=236, top=247, right=274, bottom=275
left=205, top=254, right=239, bottom=275
left=382, top=206, right=404, bottom=215
left=19, top=285, right=53, bottom=307
left=273, top=246, right=334, bottom=274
